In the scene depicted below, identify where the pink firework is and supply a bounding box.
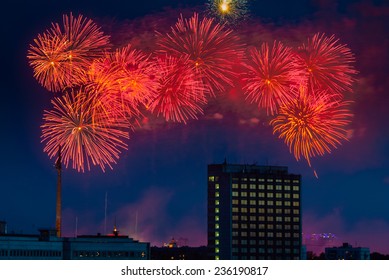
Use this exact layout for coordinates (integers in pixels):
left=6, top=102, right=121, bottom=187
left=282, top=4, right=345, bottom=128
left=28, top=12, right=110, bottom=92
left=157, top=13, right=244, bottom=96
left=295, top=33, right=357, bottom=96
left=243, top=41, right=305, bottom=115
left=41, top=89, right=129, bottom=172
left=270, top=85, right=353, bottom=167
left=148, top=55, right=207, bottom=123
left=87, top=44, right=159, bottom=119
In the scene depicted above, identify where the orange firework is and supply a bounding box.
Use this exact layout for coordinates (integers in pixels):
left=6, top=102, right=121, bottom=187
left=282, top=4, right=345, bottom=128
left=87, top=44, right=159, bottom=120
left=157, top=13, right=244, bottom=96
left=28, top=13, right=110, bottom=92
left=148, top=55, right=207, bottom=123
left=41, top=89, right=129, bottom=172
left=270, top=85, right=353, bottom=166
left=296, top=33, right=357, bottom=96
left=243, top=41, right=306, bottom=115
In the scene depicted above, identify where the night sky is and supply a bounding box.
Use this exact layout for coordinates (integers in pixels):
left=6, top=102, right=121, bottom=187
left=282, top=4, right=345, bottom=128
left=1, top=0, right=388, bottom=255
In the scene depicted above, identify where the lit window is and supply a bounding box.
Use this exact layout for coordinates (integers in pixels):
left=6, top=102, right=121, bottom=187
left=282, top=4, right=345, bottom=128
left=293, top=202, right=300, bottom=207
left=232, top=215, right=238, bottom=221
left=276, top=217, right=283, bottom=222
left=215, top=248, right=219, bottom=253
left=215, top=223, right=220, bottom=229
left=276, top=201, right=282, bottom=206
left=241, top=192, right=247, bottom=197
left=293, top=180, right=300, bottom=184
left=241, top=184, right=247, bottom=189
left=215, top=256, right=219, bottom=260
left=250, top=200, right=256, bottom=205
left=215, top=216, right=219, bottom=221
left=258, top=192, right=265, bottom=197
left=241, top=199, right=247, bottom=205
left=215, top=200, right=220, bottom=205
left=258, top=200, right=265, bottom=205
left=267, top=201, right=273, bottom=206
left=242, top=177, right=247, bottom=181
left=250, top=208, right=256, bottom=213
left=276, top=193, right=282, bottom=198
left=267, top=208, right=273, bottom=213
left=267, top=224, right=274, bottom=230
left=285, top=185, right=291, bottom=191
left=293, top=194, right=299, bottom=199
left=258, top=208, right=265, bottom=213
left=250, top=184, right=256, bottom=189
left=284, top=193, right=290, bottom=198
left=258, top=184, right=265, bottom=189
left=215, top=184, right=220, bottom=189
left=276, top=179, right=282, bottom=182
left=232, top=207, right=238, bottom=212
left=215, top=192, right=220, bottom=197
left=258, top=178, right=265, bottom=182
left=267, top=216, right=274, bottom=221
left=215, top=231, right=219, bottom=237
left=209, top=176, right=215, bottom=182
left=267, top=179, right=274, bottom=182
left=232, top=223, right=239, bottom=229
left=267, top=185, right=274, bottom=190
left=215, top=239, right=219, bottom=245
left=215, top=207, right=220, bottom=213
left=267, top=193, right=273, bottom=198
left=250, top=192, right=256, bottom=197
left=293, top=209, right=299, bottom=215
left=293, top=186, right=299, bottom=191
left=293, top=217, right=300, bottom=222
left=259, top=216, right=265, bottom=221
left=232, top=184, right=238, bottom=189
left=241, top=207, right=247, bottom=213
left=284, top=209, right=291, bottom=214
left=241, top=216, right=247, bottom=221
left=232, top=191, right=238, bottom=197
left=232, top=199, right=239, bottom=205
left=284, top=201, right=291, bottom=206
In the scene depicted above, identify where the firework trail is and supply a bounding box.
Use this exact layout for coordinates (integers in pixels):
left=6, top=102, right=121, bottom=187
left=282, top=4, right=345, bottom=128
left=148, top=55, right=207, bottom=123
left=157, top=13, right=244, bottom=96
left=243, top=41, right=306, bottom=115
left=270, top=85, right=353, bottom=167
left=41, top=89, right=129, bottom=172
left=207, top=0, right=249, bottom=24
left=295, top=33, right=357, bottom=96
left=86, top=44, right=159, bottom=120
left=28, top=13, right=110, bottom=92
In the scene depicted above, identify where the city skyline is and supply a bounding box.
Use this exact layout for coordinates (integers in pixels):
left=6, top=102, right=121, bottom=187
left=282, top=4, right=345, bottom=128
left=0, top=0, right=388, bottom=255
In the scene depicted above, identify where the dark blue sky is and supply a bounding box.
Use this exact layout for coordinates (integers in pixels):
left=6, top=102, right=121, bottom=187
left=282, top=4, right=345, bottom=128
left=1, top=0, right=388, bottom=254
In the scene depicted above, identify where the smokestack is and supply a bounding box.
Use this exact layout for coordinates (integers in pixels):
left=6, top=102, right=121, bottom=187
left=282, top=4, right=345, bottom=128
left=55, top=145, right=62, bottom=237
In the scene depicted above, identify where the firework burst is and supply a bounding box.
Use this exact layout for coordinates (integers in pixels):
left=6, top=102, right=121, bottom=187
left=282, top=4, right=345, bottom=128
left=243, top=41, right=306, bottom=115
left=87, top=44, right=159, bottom=120
left=207, top=0, right=249, bottom=24
left=41, top=89, right=129, bottom=172
left=28, top=12, right=110, bottom=92
left=270, top=85, right=353, bottom=167
left=148, top=55, right=207, bottom=123
left=157, top=13, right=244, bottom=96
left=295, top=33, right=357, bottom=96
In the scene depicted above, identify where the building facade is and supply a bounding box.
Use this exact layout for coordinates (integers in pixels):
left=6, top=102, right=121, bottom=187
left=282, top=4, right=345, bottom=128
left=208, top=162, right=302, bottom=260
left=0, top=226, right=150, bottom=260
left=325, top=243, right=370, bottom=260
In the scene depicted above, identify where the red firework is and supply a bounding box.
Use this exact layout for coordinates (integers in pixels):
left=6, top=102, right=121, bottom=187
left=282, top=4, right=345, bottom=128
left=157, top=13, right=244, bottom=96
left=41, top=89, right=129, bottom=172
left=270, top=85, right=353, bottom=167
left=87, top=44, right=159, bottom=119
left=148, top=55, right=207, bottom=123
left=295, top=33, right=357, bottom=96
left=28, top=13, right=110, bottom=92
left=243, top=41, right=306, bottom=115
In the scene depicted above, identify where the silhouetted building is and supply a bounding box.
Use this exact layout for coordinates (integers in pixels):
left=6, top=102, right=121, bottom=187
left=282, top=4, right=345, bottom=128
left=0, top=221, right=7, bottom=235
left=0, top=226, right=149, bottom=260
left=208, top=162, right=302, bottom=260
left=325, top=243, right=370, bottom=260
left=151, top=246, right=208, bottom=260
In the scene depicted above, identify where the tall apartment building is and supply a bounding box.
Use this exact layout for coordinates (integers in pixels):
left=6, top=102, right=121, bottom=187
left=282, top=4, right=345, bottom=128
left=208, top=162, right=302, bottom=260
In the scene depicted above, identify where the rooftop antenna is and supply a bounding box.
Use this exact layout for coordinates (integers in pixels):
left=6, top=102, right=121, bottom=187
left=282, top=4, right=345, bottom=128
left=55, top=145, right=62, bottom=237
left=75, top=216, right=78, bottom=237
left=104, top=192, right=108, bottom=235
